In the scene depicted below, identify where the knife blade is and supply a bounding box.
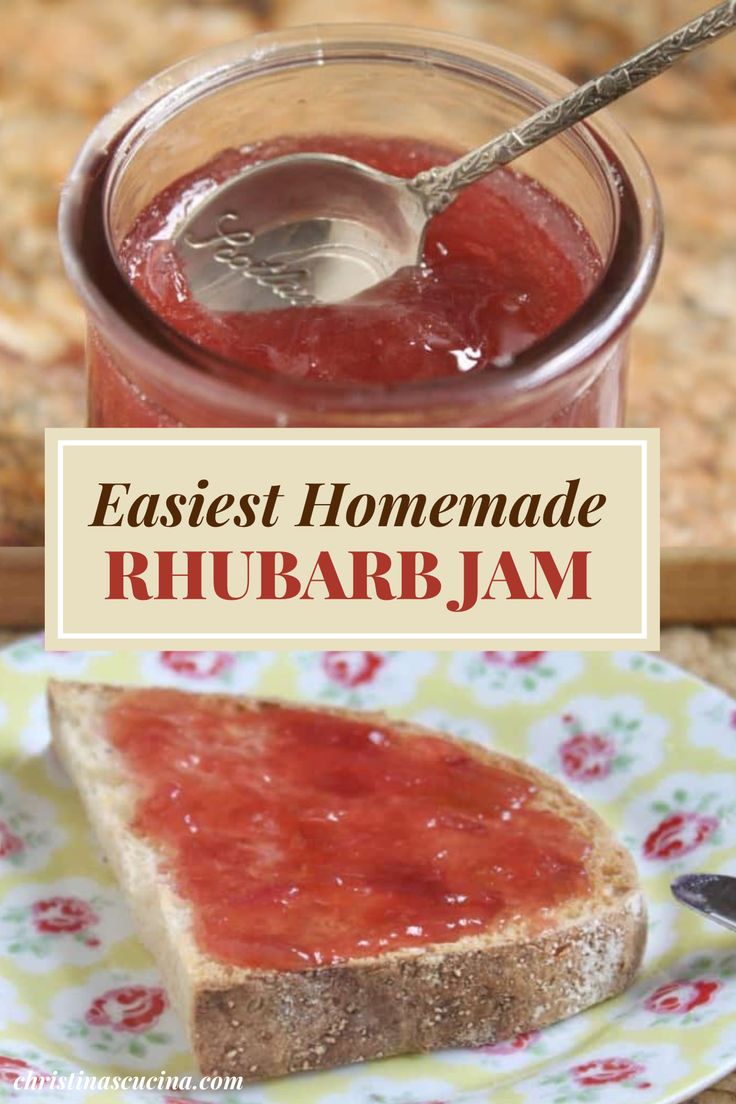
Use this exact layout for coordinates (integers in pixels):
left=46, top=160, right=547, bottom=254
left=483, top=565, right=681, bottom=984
left=671, top=873, right=736, bottom=934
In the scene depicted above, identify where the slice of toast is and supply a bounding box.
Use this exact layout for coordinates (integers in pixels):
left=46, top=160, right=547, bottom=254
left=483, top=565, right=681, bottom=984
left=47, top=679, right=646, bottom=1081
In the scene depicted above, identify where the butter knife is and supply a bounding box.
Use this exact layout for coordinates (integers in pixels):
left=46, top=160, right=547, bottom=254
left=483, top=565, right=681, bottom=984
left=672, top=873, right=736, bottom=934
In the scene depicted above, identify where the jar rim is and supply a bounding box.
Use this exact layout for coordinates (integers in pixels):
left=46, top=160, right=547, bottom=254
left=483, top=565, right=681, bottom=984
left=58, top=22, right=663, bottom=418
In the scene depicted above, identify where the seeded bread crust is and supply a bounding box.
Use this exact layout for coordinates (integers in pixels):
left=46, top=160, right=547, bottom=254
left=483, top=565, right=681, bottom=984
left=47, top=679, right=646, bottom=1081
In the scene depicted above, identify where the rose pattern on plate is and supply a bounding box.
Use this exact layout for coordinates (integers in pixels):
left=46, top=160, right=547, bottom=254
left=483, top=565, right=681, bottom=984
left=85, top=985, right=167, bottom=1033
left=527, top=696, right=666, bottom=798
left=33, top=897, right=99, bottom=935
left=536, top=1055, right=652, bottom=1104
left=322, top=651, right=386, bottom=688
left=159, top=651, right=235, bottom=679
left=0, top=879, right=129, bottom=972
left=573, top=1055, right=648, bottom=1090
left=32, top=894, right=100, bottom=958
left=621, top=952, right=736, bottom=1030
left=645, top=979, right=720, bottom=1017
left=140, top=650, right=274, bottom=692
left=532, top=1044, right=687, bottom=1102
left=611, top=653, right=683, bottom=683
left=688, top=687, right=736, bottom=758
left=572, top=1057, right=649, bottom=1087
left=449, top=651, right=583, bottom=706
left=0, top=635, right=102, bottom=675
left=0, top=1046, right=82, bottom=1101
left=0, top=776, right=59, bottom=874
left=0, top=1055, right=51, bottom=1089
left=47, top=971, right=186, bottom=1067
left=476, top=1031, right=542, bottom=1056
left=560, top=732, right=616, bottom=782
left=294, top=651, right=436, bottom=708
left=0, top=821, right=23, bottom=862
left=644, top=811, right=719, bottom=861
left=484, top=651, right=545, bottom=667
left=623, top=773, right=736, bottom=869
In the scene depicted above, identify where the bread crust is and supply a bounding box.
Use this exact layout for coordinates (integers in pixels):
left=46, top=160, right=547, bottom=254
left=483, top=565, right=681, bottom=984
left=47, top=678, right=646, bottom=1081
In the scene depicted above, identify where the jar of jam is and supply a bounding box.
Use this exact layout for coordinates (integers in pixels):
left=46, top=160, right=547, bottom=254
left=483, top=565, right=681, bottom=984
left=59, top=24, right=662, bottom=428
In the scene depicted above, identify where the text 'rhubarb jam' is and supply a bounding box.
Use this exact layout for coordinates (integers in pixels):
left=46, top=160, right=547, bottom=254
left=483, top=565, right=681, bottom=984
left=107, top=691, right=591, bottom=971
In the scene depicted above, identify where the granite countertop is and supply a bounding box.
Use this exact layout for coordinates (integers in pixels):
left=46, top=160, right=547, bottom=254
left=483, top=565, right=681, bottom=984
left=0, top=0, right=734, bottom=544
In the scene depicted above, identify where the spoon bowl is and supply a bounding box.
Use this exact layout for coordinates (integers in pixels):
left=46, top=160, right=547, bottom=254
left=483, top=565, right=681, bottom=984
left=175, top=153, right=427, bottom=312
left=173, top=0, right=734, bottom=314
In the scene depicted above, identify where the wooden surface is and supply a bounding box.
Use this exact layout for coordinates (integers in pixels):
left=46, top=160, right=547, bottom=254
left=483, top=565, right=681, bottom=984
left=692, top=1070, right=736, bottom=1104
left=0, top=546, right=43, bottom=627
left=661, top=549, right=736, bottom=625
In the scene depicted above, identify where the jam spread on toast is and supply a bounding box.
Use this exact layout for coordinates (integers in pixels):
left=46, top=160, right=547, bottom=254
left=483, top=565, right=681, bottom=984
left=108, top=691, right=591, bottom=971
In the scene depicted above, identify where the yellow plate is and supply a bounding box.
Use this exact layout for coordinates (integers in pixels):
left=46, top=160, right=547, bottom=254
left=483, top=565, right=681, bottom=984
left=1, top=641, right=735, bottom=1104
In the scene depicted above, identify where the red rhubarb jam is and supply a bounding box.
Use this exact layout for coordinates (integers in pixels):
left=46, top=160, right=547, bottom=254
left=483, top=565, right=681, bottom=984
left=107, top=691, right=591, bottom=971
left=112, top=135, right=601, bottom=396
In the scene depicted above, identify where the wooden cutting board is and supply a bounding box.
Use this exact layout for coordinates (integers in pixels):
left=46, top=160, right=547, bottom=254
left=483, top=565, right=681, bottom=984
left=0, top=547, right=44, bottom=627
left=1, top=547, right=734, bottom=630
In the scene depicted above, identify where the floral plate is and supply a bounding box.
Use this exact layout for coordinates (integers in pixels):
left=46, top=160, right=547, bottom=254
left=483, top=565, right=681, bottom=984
left=1, top=639, right=735, bottom=1104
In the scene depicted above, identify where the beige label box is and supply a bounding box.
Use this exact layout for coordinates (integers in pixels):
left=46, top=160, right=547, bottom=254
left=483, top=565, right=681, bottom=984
left=45, top=429, right=659, bottom=650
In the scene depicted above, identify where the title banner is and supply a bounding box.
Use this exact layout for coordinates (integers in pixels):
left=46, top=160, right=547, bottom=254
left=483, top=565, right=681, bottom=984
left=45, top=429, right=659, bottom=650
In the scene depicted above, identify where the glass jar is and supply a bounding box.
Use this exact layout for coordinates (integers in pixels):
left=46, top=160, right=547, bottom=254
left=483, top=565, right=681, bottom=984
left=59, top=24, right=662, bottom=428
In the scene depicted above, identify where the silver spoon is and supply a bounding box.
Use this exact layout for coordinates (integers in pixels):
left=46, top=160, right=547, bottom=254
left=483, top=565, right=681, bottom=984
left=672, top=873, right=736, bottom=935
left=174, top=0, right=736, bottom=313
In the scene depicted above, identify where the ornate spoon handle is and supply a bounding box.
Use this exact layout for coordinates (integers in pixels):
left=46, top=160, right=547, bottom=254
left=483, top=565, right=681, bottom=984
left=411, top=0, right=736, bottom=215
